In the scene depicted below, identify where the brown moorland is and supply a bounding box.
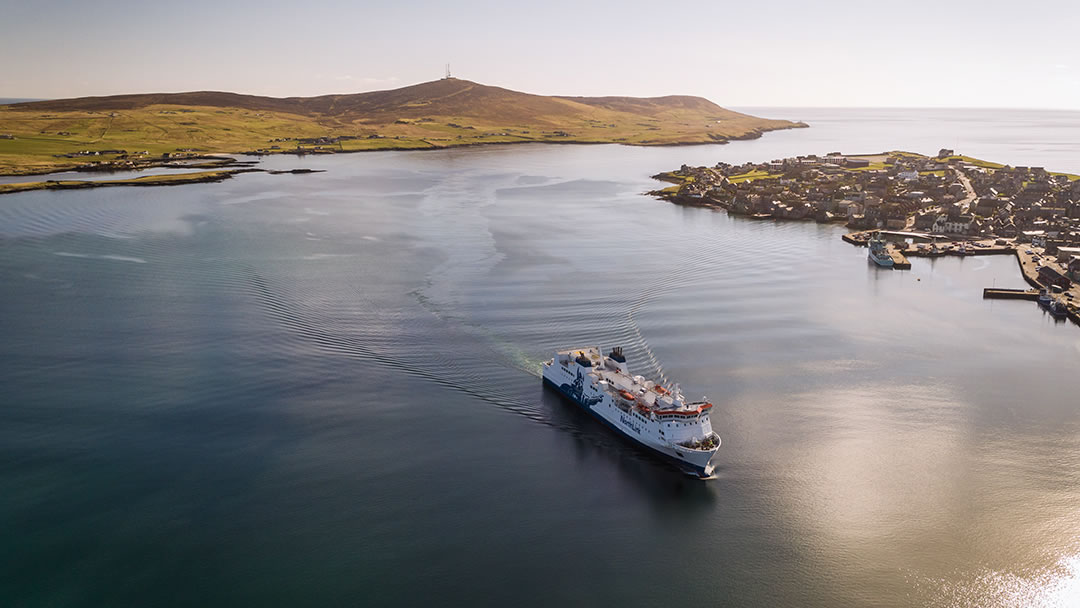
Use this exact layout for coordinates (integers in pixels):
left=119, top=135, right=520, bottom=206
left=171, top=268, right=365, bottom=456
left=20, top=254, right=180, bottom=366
left=0, top=78, right=805, bottom=175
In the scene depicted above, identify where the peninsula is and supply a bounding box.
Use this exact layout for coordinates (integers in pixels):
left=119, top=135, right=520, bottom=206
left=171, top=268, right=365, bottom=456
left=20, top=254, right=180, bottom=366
left=652, top=150, right=1080, bottom=325
left=0, top=78, right=804, bottom=176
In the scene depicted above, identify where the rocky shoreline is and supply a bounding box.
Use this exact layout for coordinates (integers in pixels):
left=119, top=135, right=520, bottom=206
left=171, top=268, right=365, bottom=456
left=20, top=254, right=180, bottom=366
left=0, top=166, right=321, bottom=196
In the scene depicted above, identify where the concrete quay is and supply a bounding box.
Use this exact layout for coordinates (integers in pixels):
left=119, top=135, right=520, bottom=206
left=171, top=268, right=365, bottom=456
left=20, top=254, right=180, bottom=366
left=1012, top=246, right=1080, bottom=325
left=982, top=288, right=1040, bottom=300
left=843, top=231, right=1080, bottom=327
left=888, top=247, right=911, bottom=269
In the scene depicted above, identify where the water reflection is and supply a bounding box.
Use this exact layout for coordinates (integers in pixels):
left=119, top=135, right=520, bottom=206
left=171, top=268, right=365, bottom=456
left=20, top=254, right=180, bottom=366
left=4, top=113, right=1080, bottom=605
left=539, top=386, right=718, bottom=514
left=749, top=381, right=1080, bottom=604
left=918, top=553, right=1080, bottom=608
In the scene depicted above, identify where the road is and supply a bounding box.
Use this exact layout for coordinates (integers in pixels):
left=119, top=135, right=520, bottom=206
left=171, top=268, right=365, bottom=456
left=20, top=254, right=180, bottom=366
left=905, top=168, right=976, bottom=229
left=954, top=167, right=977, bottom=212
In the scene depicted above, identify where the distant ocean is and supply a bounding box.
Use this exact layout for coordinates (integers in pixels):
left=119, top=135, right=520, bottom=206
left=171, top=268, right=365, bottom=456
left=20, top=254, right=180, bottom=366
left=733, top=107, right=1080, bottom=174
left=0, top=98, right=42, bottom=105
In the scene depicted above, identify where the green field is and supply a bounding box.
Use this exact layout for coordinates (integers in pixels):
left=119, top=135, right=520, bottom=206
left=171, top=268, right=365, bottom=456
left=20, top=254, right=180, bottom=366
left=935, top=154, right=1004, bottom=169
left=728, top=169, right=782, bottom=183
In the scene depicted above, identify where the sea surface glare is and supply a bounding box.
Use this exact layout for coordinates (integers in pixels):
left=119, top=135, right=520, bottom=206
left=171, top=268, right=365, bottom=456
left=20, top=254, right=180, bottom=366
left=2, top=108, right=1080, bottom=606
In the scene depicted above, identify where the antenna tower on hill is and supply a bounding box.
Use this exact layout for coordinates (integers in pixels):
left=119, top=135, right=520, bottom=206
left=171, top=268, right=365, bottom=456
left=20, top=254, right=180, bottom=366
left=444, top=63, right=451, bottom=79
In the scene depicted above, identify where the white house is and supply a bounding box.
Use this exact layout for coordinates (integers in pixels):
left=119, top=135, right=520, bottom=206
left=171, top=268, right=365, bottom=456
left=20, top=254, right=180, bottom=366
left=932, top=213, right=973, bottom=234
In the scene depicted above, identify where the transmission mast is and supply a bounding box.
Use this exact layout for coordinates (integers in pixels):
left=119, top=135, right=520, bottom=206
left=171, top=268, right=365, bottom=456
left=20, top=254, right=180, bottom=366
left=444, top=63, right=451, bottom=79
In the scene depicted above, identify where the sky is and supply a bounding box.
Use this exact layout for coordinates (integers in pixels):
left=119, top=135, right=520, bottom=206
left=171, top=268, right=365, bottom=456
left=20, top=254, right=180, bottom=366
left=1, top=0, right=1078, bottom=109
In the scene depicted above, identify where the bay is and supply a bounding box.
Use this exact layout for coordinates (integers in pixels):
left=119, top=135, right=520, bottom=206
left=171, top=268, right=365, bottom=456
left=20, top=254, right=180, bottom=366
left=2, top=108, right=1079, bottom=607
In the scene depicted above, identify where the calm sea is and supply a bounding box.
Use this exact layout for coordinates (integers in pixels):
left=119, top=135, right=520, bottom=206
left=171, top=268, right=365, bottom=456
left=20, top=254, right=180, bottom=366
left=2, top=109, right=1079, bottom=606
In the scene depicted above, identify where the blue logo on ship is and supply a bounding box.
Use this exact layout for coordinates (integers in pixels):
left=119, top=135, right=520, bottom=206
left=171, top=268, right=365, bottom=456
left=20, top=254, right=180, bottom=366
left=560, top=369, right=602, bottom=407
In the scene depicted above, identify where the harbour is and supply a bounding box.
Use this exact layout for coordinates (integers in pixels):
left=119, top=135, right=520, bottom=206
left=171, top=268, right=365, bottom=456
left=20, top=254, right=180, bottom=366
left=844, top=230, right=1080, bottom=325
left=655, top=146, right=1080, bottom=331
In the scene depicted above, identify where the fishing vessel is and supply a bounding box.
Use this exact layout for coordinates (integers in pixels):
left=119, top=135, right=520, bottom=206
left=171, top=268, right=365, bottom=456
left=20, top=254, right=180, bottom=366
left=1049, top=301, right=1070, bottom=320
left=867, top=231, right=894, bottom=267
left=1043, top=297, right=1070, bottom=320
left=542, top=346, right=720, bottom=478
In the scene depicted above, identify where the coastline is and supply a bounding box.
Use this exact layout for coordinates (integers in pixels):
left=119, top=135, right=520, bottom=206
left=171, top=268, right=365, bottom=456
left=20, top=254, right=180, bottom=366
left=651, top=151, right=1080, bottom=328
left=0, top=126, right=806, bottom=195
left=0, top=121, right=806, bottom=180
left=0, top=167, right=325, bottom=195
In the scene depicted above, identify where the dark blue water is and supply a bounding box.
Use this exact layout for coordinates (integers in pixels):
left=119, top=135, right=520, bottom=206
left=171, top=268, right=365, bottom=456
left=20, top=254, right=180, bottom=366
left=2, top=110, right=1080, bottom=606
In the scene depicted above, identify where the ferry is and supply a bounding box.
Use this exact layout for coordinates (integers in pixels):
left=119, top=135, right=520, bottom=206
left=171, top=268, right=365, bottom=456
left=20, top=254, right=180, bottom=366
left=542, top=346, right=720, bottom=478
left=868, top=231, right=894, bottom=267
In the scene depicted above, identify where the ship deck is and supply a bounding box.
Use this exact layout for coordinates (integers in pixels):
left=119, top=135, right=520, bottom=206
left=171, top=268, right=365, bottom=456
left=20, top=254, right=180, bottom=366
left=554, top=346, right=707, bottom=416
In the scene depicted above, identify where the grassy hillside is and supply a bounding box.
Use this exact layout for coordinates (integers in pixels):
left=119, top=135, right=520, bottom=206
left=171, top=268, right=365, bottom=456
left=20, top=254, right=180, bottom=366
left=0, top=79, right=805, bottom=175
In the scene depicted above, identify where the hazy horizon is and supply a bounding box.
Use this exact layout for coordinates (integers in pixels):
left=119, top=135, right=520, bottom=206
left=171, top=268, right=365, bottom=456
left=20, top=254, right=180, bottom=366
left=2, top=0, right=1078, bottom=110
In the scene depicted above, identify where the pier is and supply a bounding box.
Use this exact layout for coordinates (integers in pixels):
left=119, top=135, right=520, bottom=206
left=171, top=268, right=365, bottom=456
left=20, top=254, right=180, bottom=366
left=1010, top=247, right=1080, bottom=325
left=888, top=247, right=910, bottom=269
left=982, top=288, right=1040, bottom=300
left=844, top=231, right=1080, bottom=327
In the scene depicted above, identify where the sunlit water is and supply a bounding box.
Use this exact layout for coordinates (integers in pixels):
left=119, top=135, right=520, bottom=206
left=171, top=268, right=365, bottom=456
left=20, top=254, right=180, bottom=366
left=2, top=109, right=1079, bottom=606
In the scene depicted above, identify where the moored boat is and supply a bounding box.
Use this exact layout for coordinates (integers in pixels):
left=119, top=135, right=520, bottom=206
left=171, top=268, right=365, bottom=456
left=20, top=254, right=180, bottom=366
left=867, top=231, right=894, bottom=267
left=1047, top=298, right=1070, bottom=320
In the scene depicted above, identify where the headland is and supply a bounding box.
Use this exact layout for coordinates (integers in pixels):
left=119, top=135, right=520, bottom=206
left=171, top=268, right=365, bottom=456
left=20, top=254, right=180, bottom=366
left=0, top=78, right=804, bottom=177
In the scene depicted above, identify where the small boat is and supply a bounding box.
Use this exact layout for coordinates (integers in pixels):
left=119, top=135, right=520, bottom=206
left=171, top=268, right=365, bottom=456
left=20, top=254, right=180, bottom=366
left=1047, top=299, right=1070, bottom=320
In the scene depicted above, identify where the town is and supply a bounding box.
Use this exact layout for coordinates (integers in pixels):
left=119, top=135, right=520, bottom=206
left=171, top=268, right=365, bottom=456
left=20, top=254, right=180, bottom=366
left=652, top=150, right=1080, bottom=325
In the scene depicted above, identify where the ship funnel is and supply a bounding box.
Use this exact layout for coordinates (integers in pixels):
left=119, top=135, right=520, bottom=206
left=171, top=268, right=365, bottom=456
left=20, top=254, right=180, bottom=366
left=607, top=346, right=628, bottom=374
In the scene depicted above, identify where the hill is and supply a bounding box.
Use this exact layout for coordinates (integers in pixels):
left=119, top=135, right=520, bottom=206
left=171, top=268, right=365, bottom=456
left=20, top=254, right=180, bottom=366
left=0, top=79, right=805, bottom=175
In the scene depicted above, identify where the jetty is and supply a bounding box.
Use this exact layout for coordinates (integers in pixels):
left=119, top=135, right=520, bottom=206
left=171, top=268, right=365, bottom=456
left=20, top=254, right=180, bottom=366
left=889, top=247, right=911, bottom=269
left=982, top=288, right=1040, bottom=300
left=843, top=230, right=1080, bottom=326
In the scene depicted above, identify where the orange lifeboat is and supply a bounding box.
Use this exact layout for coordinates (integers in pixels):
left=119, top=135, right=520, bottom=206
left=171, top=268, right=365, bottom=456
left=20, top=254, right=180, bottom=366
left=654, top=385, right=668, bottom=395
left=619, top=390, right=636, bottom=401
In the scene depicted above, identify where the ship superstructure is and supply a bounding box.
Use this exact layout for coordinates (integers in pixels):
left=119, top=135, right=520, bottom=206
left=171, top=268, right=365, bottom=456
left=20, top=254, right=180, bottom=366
left=542, top=346, right=720, bottom=478
left=868, top=231, right=894, bottom=267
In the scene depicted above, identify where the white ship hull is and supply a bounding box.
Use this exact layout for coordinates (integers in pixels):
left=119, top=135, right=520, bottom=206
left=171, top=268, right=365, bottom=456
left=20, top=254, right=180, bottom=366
left=542, top=347, right=720, bottom=478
